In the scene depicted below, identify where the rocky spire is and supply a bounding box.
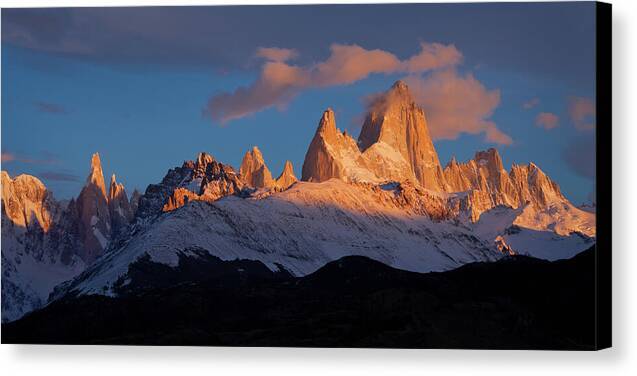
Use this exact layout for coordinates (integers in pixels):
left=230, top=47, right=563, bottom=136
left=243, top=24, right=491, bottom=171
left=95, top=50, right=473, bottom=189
left=358, top=80, right=448, bottom=191
left=87, top=153, right=107, bottom=198
left=240, top=146, right=275, bottom=189
left=108, top=174, right=133, bottom=237
left=275, top=160, right=298, bottom=190
left=301, top=109, right=366, bottom=183
left=76, top=153, right=111, bottom=263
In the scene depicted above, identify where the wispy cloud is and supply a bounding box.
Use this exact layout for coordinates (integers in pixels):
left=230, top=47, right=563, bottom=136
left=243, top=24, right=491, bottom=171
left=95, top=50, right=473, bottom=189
left=1, top=151, right=58, bottom=165
left=38, top=171, right=80, bottom=182
left=205, top=42, right=462, bottom=123
left=535, top=112, right=559, bottom=130
left=568, top=96, right=595, bottom=131
left=522, top=97, right=540, bottom=110
left=33, top=101, right=68, bottom=115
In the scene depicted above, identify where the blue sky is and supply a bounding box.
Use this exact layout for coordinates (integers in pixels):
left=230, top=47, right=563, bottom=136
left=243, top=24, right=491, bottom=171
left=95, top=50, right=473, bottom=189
left=1, top=3, right=597, bottom=204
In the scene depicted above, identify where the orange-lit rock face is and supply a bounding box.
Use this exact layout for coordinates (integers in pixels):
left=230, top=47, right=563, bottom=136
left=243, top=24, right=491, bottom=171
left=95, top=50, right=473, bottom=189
left=275, top=160, right=298, bottom=190
left=302, top=82, right=448, bottom=190
left=301, top=81, right=579, bottom=224
left=443, top=148, right=568, bottom=221
left=162, top=188, right=201, bottom=212
left=1, top=171, right=54, bottom=232
left=160, top=152, right=246, bottom=213
left=240, top=146, right=275, bottom=189
left=359, top=80, right=448, bottom=191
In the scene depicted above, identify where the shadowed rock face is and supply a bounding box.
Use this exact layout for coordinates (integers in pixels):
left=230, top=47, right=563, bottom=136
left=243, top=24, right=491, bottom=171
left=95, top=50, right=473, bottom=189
left=2, top=247, right=598, bottom=349
left=76, top=153, right=111, bottom=264
left=108, top=174, right=133, bottom=238
left=1, top=171, right=85, bottom=323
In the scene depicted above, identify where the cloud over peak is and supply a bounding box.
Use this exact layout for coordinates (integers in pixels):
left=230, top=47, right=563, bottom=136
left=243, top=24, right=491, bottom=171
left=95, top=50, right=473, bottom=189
left=38, top=171, right=80, bottom=182
left=405, top=69, right=510, bottom=145
left=205, top=42, right=462, bottom=123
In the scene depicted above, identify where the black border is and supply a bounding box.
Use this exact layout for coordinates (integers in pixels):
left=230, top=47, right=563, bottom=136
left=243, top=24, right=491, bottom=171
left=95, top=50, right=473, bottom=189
left=595, top=1, right=612, bottom=350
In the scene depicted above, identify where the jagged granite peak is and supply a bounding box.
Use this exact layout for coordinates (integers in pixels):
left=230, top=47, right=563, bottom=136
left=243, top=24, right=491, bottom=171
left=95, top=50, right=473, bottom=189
left=275, top=160, right=298, bottom=190
left=301, top=83, right=450, bottom=190
left=240, top=146, right=275, bottom=189
left=87, top=152, right=107, bottom=198
left=301, top=109, right=373, bottom=183
left=358, top=80, right=448, bottom=191
left=135, top=152, right=245, bottom=214
left=443, top=150, right=580, bottom=224
left=76, top=153, right=112, bottom=263
left=108, top=174, right=133, bottom=237
left=193, top=152, right=215, bottom=177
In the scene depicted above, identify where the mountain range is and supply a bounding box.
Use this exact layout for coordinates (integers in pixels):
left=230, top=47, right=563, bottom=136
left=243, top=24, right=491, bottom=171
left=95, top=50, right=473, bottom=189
left=1, top=81, right=595, bottom=323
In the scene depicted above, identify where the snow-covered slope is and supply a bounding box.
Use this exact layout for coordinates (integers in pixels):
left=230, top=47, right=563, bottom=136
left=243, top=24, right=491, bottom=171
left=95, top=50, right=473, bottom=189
left=53, top=179, right=499, bottom=298
left=1, top=172, right=86, bottom=322
left=2, top=154, right=139, bottom=322
left=472, top=205, right=594, bottom=261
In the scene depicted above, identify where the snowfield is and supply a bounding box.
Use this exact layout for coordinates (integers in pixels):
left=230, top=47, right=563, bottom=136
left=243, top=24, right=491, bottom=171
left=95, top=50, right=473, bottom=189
left=53, top=179, right=594, bottom=299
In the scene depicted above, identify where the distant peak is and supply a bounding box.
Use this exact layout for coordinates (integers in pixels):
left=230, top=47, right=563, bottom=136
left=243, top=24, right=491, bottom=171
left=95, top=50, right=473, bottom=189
left=391, top=80, right=409, bottom=91
left=86, top=152, right=107, bottom=196
left=322, top=108, right=335, bottom=122
left=110, top=174, right=117, bottom=184
left=196, top=152, right=215, bottom=167
left=90, top=152, right=103, bottom=172
left=317, top=108, right=337, bottom=136
left=474, top=148, right=504, bottom=172
left=251, top=146, right=263, bottom=158
left=282, top=160, right=295, bottom=173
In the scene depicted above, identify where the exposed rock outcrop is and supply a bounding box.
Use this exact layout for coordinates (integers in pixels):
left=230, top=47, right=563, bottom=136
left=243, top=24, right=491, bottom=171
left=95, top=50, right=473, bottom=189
left=75, top=153, right=111, bottom=263
left=240, top=146, right=275, bottom=189
left=159, top=152, right=246, bottom=213
left=108, top=174, right=133, bottom=238
left=359, top=80, right=448, bottom=191
left=1, top=171, right=85, bottom=323
left=275, top=160, right=297, bottom=190
left=301, top=81, right=584, bottom=224
left=443, top=148, right=568, bottom=221
left=129, top=189, right=142, bottom=217
left=1, top=171, right=54, bottom=232
left=302, top=109, right=377, bottom=183
left=302, top=82, right=448, bottom=190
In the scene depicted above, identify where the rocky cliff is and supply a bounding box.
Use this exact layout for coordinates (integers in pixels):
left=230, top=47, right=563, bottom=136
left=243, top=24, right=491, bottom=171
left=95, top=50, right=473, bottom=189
left=240, top=146, right=275, bottom=189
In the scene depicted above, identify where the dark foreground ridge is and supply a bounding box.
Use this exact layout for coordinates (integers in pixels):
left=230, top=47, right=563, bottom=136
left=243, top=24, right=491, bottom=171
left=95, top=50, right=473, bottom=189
left=2, top=247, right=596, bottom=349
